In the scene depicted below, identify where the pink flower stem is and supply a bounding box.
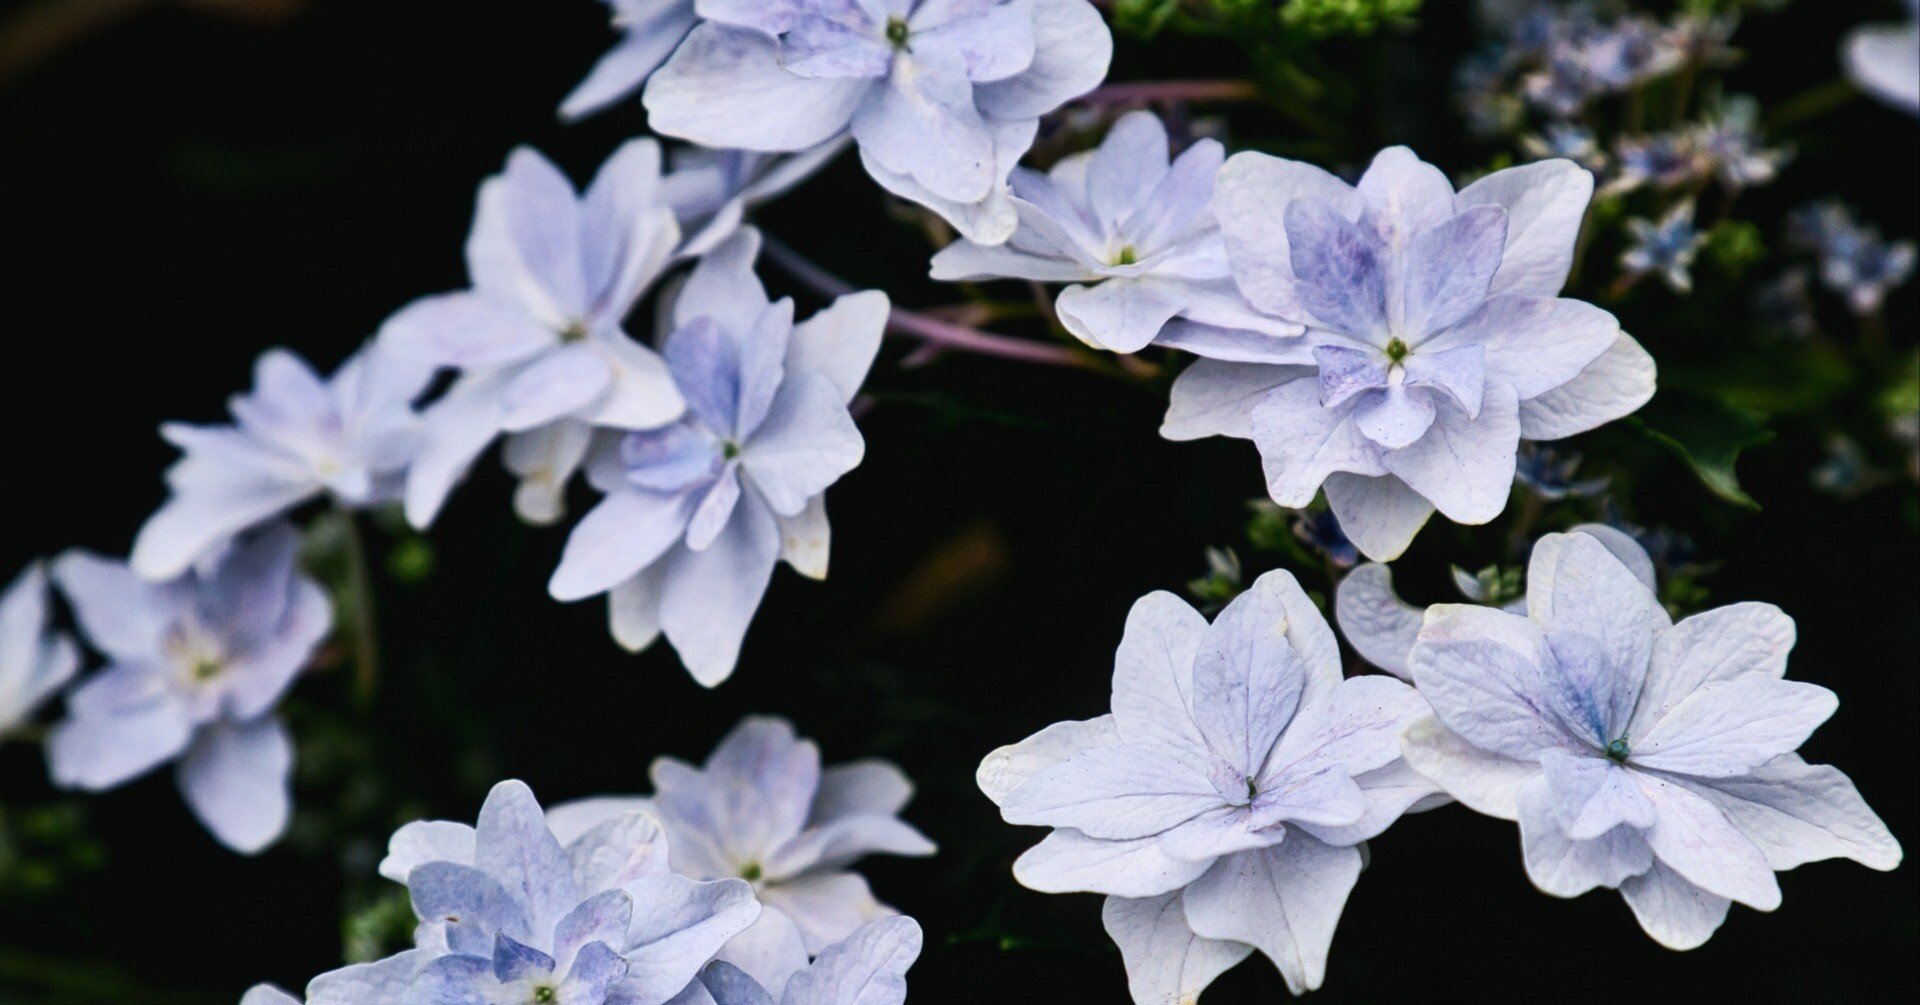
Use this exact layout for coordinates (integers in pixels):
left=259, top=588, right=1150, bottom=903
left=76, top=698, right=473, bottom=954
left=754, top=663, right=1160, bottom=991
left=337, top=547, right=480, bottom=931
left=1078, top=79, right=1263, bottom=106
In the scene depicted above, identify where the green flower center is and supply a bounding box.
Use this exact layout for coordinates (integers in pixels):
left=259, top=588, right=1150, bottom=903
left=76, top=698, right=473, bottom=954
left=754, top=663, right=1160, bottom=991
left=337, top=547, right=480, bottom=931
left=1384, top=337, right=1410, bottom=363
left=1112, top=244, right=1139, bottom=267
left=1604, top=738, right=1631, bottom=763
left=722, top=440, right=742, bottom=460
left=192, top=660, right=223, bottom=682
left=886, top=16, right=911, bottom=48
left=740, top=862, right=763, bottom=882
left=532, top=986, right=557, bottom=1004
left=560, top=322, right=589, bottom=344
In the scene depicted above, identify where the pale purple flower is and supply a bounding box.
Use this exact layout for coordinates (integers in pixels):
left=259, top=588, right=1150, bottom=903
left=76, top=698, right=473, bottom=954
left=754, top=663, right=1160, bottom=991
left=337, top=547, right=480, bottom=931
left=47, top=525, right=330, bottom=853
left=664, top=140, right=851, bottom=258
left=545, top=716, right=934, bottom=985
left=1161, top=147, right=1656, bottom=562
left=1695, top=95, right=1790, bottom=190
left=379, top=141, right=687, bottom=528
left=1521, top=12, right=1683, bottom=118
left=334, top=780, right=761, bottom=1005
left=0, top=563, right=80, bottom=740
left=1621, top=201, right=1708, bottom=294
left=561, top=1, right=700, bottom=121
left=547, top=230, right=886, bottom=685
left=1607, top=131, right=1708, bottom=195
left=129, top=345, right=433, bottom=581
left=693, top=916, right=922, bottom=1005
left=642, top=0, right=1113, bottom=244
left=1402, top=531, right=1903, bottom=949
left=1336, top=522, right=1654, bottom=681
left=930, top=110, right=1286, bottom=352
left=1520, top=122, right=1608, bottom=174
left=979, top=571, right=1438, bottom=1000
left=1845, top=0, right=1920, bottom=114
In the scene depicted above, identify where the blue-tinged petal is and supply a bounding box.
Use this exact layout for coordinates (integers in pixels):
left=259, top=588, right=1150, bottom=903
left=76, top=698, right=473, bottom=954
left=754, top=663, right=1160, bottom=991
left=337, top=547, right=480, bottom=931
left=403, top=371, right=512, bottom=529
left=552, top=890, right=635, bottom=967
left=1181, top=838, right=1362, bottom=995
left=1379, top=382, right=1520, bottom=524
left=1213, top=153, right=1362, bottom=319
left=999, top=744, right=1221, bottom=840
left=491, top=932, right=557, bottom=983
left=1102, top=892, right=1250, bottom=1005
left=51, top=551, right=175, bottom=660
left=1332, top=564, right=1421, bottom=679
left=1109, top=591, right=1212, bottom=768
left=474, top=780, right=582, bottom=939
left=1538, top=749, right=1656, bottom=841
left=781, top=916, right=921, bottom=1005
left=381, top=820, right=478, bottom=883
left=735, top=299, right=795, bottom=439
left=500, top=344, right=615, bottom=433
left=782, top=6, right=892, bottom=80
left=1428, top=294, right=1619, bottom=401
left=565, top=813, right=670, bottom=896
left=580, top=140, right=681, bottom=324
left=561, top=6, right=700, bottom=121
left=131, top=479, right=319, bottom=584
left=659, top=493, right=783, bottom=686
left=686, top=465, right=744, bottom=551
left=1160, top=360, right=1298, bottom=442
left=1516, top=331, right=1654, bottom=440
left=409, top=861, right=535, bottom=956
left=1515, top=775, right=1653, bottom=897
left=550, top=489, right=696, bottom=602
left=978, top=715, right=1120, bottom=807
left=1261, top=673, right=1428, bottom=787
left=411, top=954, right=491, bottom=1005
left=665, top=317, right=745, bottom=437
left=468, top=149, right=590, bottom=326
left=1455, top=158, right=1596, bottom=298
left=305, top=950, right=431, bottom=1005
left=622, top=874, right=762, bottom=1003
left=1055, top=277, right=1189, bottom=353
left=1245, top=764, right=1367, bottom=831
left=699, top=961, right=776, bottom=1005
left=377, top=291, right=553, bottom=370
left=646, top=24, right=870, bottom=152
left=972, top=0, right=1111, bottom=120
left=1633, top=601, right=1793, bottom=738
left=46, top=693, right=193, bottom=791
left=175, top=716, right=293, bottom=854
left=1525, top=532, right=1661, bottom=731
left=754, top=872, right=883, bottom=956
left=1408, top=603, right=1583, bottom=761
left=1401, top=204, right=1507, bottom=337
left=739, top=374, right=864, bottom=517
left=622, top=424, right=725, bottom=493
left=696, top=0, right=799, bottom=36
left=1125, top=139, right=1226, bottom=257
left=1618, top=861, right=1731, bottom=951
left=849, top=44, right=995, bottom=204
left=1189, top=572, right=1311, bottom=778
left=1013, top=827, right=1210, bottom=898
left=1352, top=384, right=1437, bottom=450
left=1082, top=111, right=1170, bottom=234
left=1249, top=376, right=1385, bottom=507
left=1685, top=754, right=1902, bottom=873
left=1352, top=146, right=1456, bottom=251
left=1322, top=471, right=1433, bottom=564
left=562, top=941, right=630, bottom=1000
left=1283, top=199, right=1389, bottom=340
left=859, top=116, right=1031, bottom=244
left=915, top=0, right=1036, bottom=83
left=786, top=290, right=887, bottom=405
left=1400, top=343, right=1485, bottom=418
left=1635, top=772, right=1781, bottom=910
left=1631, top=678, right=1836, bottom=778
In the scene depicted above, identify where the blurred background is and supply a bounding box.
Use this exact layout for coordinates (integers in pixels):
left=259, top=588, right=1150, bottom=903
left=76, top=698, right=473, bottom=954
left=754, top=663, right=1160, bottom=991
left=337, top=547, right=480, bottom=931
left=0, top=1, right=1913, bottom=1001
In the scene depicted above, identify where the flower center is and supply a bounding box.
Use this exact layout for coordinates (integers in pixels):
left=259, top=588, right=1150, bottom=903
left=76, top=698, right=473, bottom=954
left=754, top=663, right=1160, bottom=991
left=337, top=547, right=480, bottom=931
left=1384, top=337, right=1410, bottom=364
left=192, top=659, right=223, bottom=682
left=1110, top=244, right=1139, bottom=267
left=721, top=440, right=742, bottom=460
left=1604, top=738, right=1631, bottom=763
left=885, top=16, right=911, bottom=48
left=739, top=862, right=763, bottom=882
left=1245, top=776, right=1258, bottom=800
left=559, top=322, right=589, bottom=344
left=532, top=986, right=557, bottom=1004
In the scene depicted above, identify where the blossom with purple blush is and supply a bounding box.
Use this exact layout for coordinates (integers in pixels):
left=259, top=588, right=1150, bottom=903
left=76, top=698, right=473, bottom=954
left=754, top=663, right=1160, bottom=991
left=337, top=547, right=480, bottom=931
left=129, top=345, right=433, bottom=581
left=378, top=141, right=688, bottom=529
left=1621, top=201, right=1708, bottom=294
left=546, top=230, right=886, bottom=685
left=1402, top=532, right=1902, bottom=949
left=47, top=525, right=330, bottom=853
left=1160, top=146, right=1655, bottom=561
left=1694, top=95, right=1791, bottom=190
left=979, top=571, right=1438, bottom=1002
left=1789, top=201, right=1917, bottom=316
left=642, top=0, right=1113, bottom=244
left=0, top=563, right=81, bottom=740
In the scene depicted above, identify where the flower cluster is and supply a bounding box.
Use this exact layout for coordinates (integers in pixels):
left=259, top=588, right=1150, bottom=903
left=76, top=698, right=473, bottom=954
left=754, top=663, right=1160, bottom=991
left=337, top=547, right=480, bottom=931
left=1788, top=201, right=1918, bottom=316
left=243, top=718, right=928, bottom=1004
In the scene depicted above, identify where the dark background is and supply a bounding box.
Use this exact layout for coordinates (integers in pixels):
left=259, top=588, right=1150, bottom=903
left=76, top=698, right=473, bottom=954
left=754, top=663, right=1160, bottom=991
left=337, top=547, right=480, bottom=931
left=0, top=1, right=1913, bottom=1002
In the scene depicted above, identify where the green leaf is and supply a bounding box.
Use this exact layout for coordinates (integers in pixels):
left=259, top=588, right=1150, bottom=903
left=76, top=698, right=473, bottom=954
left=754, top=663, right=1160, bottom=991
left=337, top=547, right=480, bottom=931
left=1627, top=390, right=1775, bottom=510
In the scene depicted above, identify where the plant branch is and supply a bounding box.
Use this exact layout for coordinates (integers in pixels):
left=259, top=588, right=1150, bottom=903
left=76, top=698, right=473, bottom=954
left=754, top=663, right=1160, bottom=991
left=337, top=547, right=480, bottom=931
left=1078, top=79, right=1263, bottom=106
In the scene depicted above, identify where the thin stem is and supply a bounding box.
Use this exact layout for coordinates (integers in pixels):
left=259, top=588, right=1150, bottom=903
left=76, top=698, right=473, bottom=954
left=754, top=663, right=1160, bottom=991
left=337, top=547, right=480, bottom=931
left=760, top=235, right=1107, bottom=372
left=1765, top=79, right=1858, bottom=132
left=335, top=505, right=380, bottom=704
left=1078, top=79, right=1263, bottom=106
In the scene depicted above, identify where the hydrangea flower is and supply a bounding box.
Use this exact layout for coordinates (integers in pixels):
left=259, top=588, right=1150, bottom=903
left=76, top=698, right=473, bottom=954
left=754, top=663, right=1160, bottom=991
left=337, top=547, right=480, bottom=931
left=1694, top=95, right=1790, bottom=190
left=47, top=525, right=330, bottom=853
left=929, top=110, right=1288, bottom=352
left=1335, top=522, right=1654, bottom=681
left=259, top=781, right=760, bottom=1005
left=1514, top=443, right=1609, bottom=501
left=1607, top=131, right=1708, bottom=195
left=130, top=345, right=433, bottom=581
left=560, top=1, right=699, bottom=121
left=379, top=141, right=687, bottom=528
left=978, top=571, right=1437, bottom=1001
left=1844, top=0, right=1920, bottom=114
left=0, top=563, right=80, bottom=740
left=1621, top=201, right=1707, bottom=294
left=547, top=230, right=886, bottom=684
left=545, top=716, right=935, bottom=981
left=642, top=0, right=1113, bottom=244
left=1789, top=202, right=1917, bottom=316
left=691, top=916, right=922, bottom=1005
left=1160, top=147, right=1656, bottom=562
left=664, top=140, right=851, bottom=259
left=1400, top=532, right=1903, bottom=948
left=1520, top=11, right=1682, bottom=118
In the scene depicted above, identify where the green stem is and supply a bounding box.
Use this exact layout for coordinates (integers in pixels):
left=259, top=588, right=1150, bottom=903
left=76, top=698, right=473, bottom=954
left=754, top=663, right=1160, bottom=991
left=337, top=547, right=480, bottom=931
left=1765, top=79, right=1858, bottom=132
left=336, top=506, right=380, bottom=704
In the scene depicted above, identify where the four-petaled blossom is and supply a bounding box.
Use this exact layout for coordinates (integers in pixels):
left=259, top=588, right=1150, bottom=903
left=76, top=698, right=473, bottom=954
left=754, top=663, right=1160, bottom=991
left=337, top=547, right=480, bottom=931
left=1844, top=0, right=1920, bottom=115
left=0, top=563, right=80, bottom=740
left=1336, top=522, right=1654, bottom=681
left=1401, top=531, right=1903, bottom=948
left=130, top=345, right=433, bottom=581
left=547, top=230, right=886, bottom=685
left=1161, top=147, right=1656, bottom=562
left=643, top=0, right=1112, bottom=244
left=1621, top=201, right=1708, bottom=294
left=978, top=571, right=1438, bottom=1002
left=379, top=141, right=687, bottom=528
left=930, top=110, right=1286, bottom=352
left=548, top=715, right=935, bottom=984
left=560, top=1, right=699, bottom=121
left=693, top=916, right=922, bottom=1005
left=354, top=780, right=761, bottom=1005
left=48, top=525, right=330, bottom=853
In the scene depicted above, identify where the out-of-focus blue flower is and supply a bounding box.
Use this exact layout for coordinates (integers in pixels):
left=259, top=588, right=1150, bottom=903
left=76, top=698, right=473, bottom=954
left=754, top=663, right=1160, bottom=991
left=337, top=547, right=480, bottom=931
left=48, top=525, right=329, bottom=853
left=129, top=345, right=432, bottom=581
left=1609, top=132, right=1709, bottom=194
left=931, top=110, right=1289, bottom=353
left=1752, top=267, right=1819, bottom=340
left=1515, top=443, right=1609, bottom=500
left=1292, top=508, right=1359, bottom=570
left=1521, top=10, right=1683, bottom=118
left=1695, top=95, right=1791, bottom=189
left=1622, top=201, right=1708, bottom=293
left=547, top=230, right=886, bottom=685
left=643, top=0, right=1113, bottom=244
left=379, top=142, right=688, bottom=528
left=1844, top=0, right=1920, bottom=114
left=1789, top=202, right=1918, bottom=316
left=1521, top=122, right=1608, bottom=173
left=0, top=563, right=80, bottom=741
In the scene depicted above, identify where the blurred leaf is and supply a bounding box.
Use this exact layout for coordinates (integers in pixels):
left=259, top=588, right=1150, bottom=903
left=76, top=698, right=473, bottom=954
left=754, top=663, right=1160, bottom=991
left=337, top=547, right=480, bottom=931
left=1628, top=391, right=1776, bottom=510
